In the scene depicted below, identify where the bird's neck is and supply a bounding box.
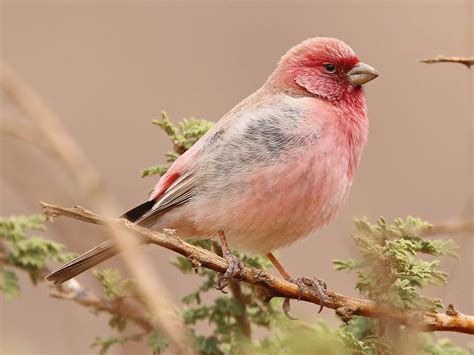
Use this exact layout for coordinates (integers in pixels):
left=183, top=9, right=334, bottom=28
left=334, top=88, right=369, bottom=179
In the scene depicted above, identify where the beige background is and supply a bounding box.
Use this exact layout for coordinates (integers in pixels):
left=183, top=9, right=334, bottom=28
left=1, top=1, right=473, bottom=353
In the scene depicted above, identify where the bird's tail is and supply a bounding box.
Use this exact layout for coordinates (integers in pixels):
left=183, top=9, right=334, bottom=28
left=46, top=240, right=119, bottom=285
left=45, top=200, right=157, bottom=285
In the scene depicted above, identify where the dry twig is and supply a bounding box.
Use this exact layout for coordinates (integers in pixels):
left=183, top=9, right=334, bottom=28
left=420, top=56, right=474, bottom=68
left=41, top=202, right=474, bottom=335
left=423, top=220, right=474, bottom=237
left=0, top=242, right=153, bottom=332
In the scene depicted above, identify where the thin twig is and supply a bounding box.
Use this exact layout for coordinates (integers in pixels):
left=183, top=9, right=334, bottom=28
left=41, top=203, right=474, bottom=335
left=50, top=281, right=154, bottom=332
left=0, top=64, right=194, bottom=352
left=0, top=241, right=153, bottom=332
left=420, top=56, right=474, bottom=68
left=423, top=220, right=474, bottom=237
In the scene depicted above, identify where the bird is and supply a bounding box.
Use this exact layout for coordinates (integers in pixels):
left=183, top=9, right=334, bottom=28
left=46, top=37, right=378, bottom=308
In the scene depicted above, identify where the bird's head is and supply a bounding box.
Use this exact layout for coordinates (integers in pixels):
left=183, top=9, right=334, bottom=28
left=268, top=37, right=379, bottom=102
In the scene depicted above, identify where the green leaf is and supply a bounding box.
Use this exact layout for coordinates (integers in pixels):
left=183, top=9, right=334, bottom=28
left=141, top=165, right=168, bottom=178
left=152, top=111, right=178, bottom=137
left=108, top=315, right=127, bottom=332
left=93, top=269, right=134, bottom=301
left=169, top=256, right=194, bottom=273
left=0, top=215, right=46, bottom=242
left=424, top=336, right=470, bottom=355
left=0, top=268, right=20, bottom=299
left=195, top=335, right=221, bottom=354
left=333, top=259, right=361, bottom=271
left=0, top=214, right=75, bottom=287
left=147, top=332, right=168, bottom=354
left=91, top=336, right=131, bottom=355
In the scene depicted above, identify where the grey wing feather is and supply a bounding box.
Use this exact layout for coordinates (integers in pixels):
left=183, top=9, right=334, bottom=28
left=135, top=172, right=196, bottom=227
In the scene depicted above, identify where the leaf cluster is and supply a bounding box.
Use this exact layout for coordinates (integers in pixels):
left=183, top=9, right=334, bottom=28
left=90, top=268, right=168, bottom=354
left=141, top=112, right=214, bottom=178
left=0, top=215, right=74, bottom=298
left=334, top=217, right=458, bottom=312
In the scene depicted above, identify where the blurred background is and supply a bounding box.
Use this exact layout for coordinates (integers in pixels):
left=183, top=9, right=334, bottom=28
left=1, top=1, right=472, bottom=353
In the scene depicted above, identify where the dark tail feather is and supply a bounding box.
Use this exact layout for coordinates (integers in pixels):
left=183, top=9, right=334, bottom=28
left=46, top=240, right=119, bottom=285
left=45, top=200, right=156, bottom=285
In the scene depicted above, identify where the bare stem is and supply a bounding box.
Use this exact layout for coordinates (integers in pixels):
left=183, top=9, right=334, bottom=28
left=420, top=56, right=474, bottom=68
left=423, top=220, right=474, bottom=237
left=0, top=241, right=153, bottom=332
left=41, top=203, right=474, bottom=335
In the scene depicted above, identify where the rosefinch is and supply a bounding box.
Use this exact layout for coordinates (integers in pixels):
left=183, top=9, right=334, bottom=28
left=47, top=37, right=378, bottom=307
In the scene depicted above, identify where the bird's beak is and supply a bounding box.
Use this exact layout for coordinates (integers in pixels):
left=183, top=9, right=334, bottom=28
left=347, top=62, right=379, bottom=86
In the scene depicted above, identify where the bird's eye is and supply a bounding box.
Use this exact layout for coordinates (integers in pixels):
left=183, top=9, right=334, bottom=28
left=323, top=63, right=336, bottom=73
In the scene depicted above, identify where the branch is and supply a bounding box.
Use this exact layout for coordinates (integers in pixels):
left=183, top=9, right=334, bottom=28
left=50, top=280, right=154, bottom=332
left=41, top=202, right=474, bottom=335
left=0, top=241, right=153, bottom=332
left=420, top=56, right=474, bottom=68
left=424, top=220, right=474, bottom=237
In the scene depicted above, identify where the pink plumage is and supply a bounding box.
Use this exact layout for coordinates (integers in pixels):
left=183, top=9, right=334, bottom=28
left=149, top=37, right=375, bottom=254
left=46, top=37, right=378, bottom=285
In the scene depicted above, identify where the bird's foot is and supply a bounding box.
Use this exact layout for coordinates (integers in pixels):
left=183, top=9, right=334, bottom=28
left=283, top=276, right=327, bottom=318
left=216, top=250, right=244, bottom=293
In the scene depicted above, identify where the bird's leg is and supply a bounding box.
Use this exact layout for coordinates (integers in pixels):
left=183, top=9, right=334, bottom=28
left=267, top=252, right=327, bottom=317
left=216, top=230, right=244, bottom=292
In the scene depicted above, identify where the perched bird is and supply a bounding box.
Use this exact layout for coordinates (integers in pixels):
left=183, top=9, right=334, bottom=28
left=47, top=37, right=378, bottom=307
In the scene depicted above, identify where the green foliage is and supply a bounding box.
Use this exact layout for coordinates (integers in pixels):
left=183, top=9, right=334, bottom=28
left=251, top=320, right=350, bottom=354
left=147, top=332, right=168, bottom=354
left=335, top=217, right=457, bottom=312
left=93, top=268, right=138, bottom=302
left=173, top=240, right=277, bottom=353
left=0, top=214, right=75, bottom=296
left=141, top=165, right=169, bottom=178
left=0, top=268, right=20, bottom=299
left=423, top=336, right=473, bottom=355
left=91, top=333, right=144, bottom=355
left=141, top=112, right=214, bottom=178
left=152, top=111, right=214, bottom=151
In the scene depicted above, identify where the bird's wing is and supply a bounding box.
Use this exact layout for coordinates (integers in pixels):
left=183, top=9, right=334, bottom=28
left=125, top=114, right=227, bottom=226
left=124, top=90, right=291, bottom=226
left=134, top=171, right=196, bottom=226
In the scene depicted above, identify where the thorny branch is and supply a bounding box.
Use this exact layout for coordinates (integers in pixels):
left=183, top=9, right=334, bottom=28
left=420, top=56, right=474, bottom=68
left=41, top=203, right=474, bottom=335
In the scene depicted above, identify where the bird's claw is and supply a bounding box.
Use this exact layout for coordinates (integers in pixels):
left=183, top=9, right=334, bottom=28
left=216, top=252, right=244, bottom=293
left=283, top=298, right=298, bottom=320
left=283, top=276, right=328, bottom=318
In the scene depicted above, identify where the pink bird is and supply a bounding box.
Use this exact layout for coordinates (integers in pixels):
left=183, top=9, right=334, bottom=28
left=47, top=37, right=378, bottom=308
